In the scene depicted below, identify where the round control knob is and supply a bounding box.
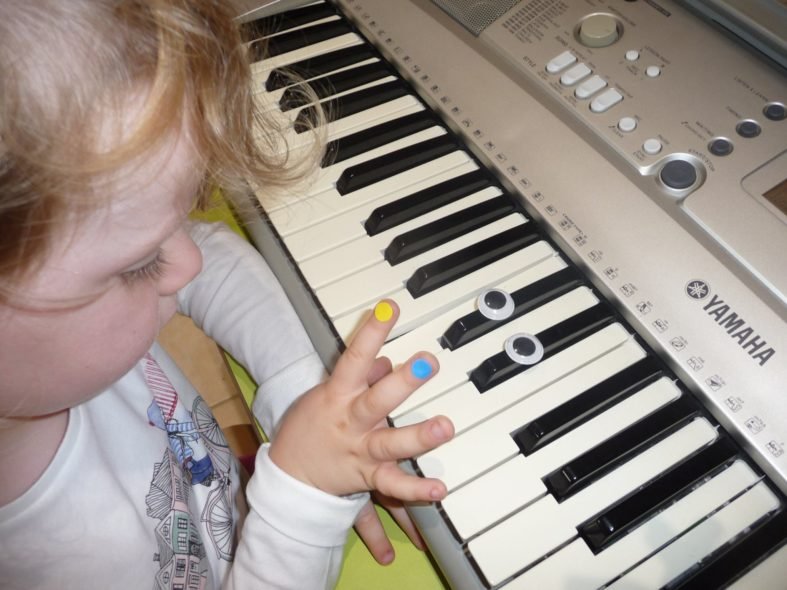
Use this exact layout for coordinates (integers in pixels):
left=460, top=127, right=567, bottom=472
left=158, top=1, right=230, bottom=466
left=579, top=14, right=619, bottom=48
left=660, top=159, right=698, bottom=190
left=709, top=138, right=733, bottom=157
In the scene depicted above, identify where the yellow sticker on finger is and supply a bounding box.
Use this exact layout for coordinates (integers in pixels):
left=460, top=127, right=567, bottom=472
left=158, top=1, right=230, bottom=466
left=374, top=301, right=394, bottom=323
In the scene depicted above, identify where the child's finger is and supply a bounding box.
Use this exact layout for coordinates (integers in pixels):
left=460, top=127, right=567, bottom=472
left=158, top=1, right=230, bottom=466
left=365, top=415, right=453, bottom=463
left=352, top=354, right=438, bottom=427
left=331, top=300, right=399, bottom=393
left=370, top=463, right=448, bottom=503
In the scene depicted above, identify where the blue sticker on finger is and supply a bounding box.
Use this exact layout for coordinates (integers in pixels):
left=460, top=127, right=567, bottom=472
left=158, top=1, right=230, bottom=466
left=411, top=358, right=432, bottom=379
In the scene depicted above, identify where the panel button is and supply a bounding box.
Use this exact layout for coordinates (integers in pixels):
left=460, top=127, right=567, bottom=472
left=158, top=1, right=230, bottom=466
left=589, top=88, right=623, bottom=113
left=763, top=102, right=786, bottom=121
left=645, top=65, right=661, bottom=78
left=560, top=63, right=592, bottom=86
left=575, top=75, right=607, bottom=99
left=546, top=50, right=577, bottom=74
left=625, top=49, right=640, bottom=61
left=660, top=159, right=698, bottom=190
left=618, top=116, right=637, bottom=132
left=643, top=138, right=662, bottom=155
left=709, top=137, right=733, bottom=157
left=736, top=119, right=761, bottom=138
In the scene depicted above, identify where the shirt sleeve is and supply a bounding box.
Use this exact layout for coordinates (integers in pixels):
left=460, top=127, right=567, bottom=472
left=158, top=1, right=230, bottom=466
left=177, top=221, right=327, bottom=437
left=225, top=445, right=369, bottom=590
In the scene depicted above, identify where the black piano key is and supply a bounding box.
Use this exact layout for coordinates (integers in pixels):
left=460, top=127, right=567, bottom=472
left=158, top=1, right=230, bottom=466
left=279, top=61, right=393, bottom=111
left=512, top=355, right=665, bottom=455
left=240, top=2, right=337, bottom=43
left=385, top=196, right=515, bottom=265
left=295, top=79, right=411, bottom=134
left=578, top=437, right=739, bottom=552
left=252, top=20, right=352, bottom=60
left=265, top=45, right=376, bottom=91
left=364, top=170, right=493, bottom=235
left=335, top=134, right=458, bottom=194
left=323, top=111, right=439, bottom=167
left=543, top=394, right=700, bottom=502
left=441, top=266, right=584, bottom=350
left=406, top=222, right=541, bottom=298
left=665, top=507, right=787, bottom=589
left=470, top=302, right=617, bottom=393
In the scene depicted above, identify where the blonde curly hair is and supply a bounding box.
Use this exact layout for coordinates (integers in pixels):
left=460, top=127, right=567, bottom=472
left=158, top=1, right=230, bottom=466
left=0, top=0, right=319, bottom=295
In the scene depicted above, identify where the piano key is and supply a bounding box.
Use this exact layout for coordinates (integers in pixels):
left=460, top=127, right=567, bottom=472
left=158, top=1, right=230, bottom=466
left=469, top=302, right=616, bottom=393
left=323, top=110, right=440, bottom=166
left=278, top=61, right=394, bottom=111
left=295, top=79, right=413, bottom=133
left=440, top=266, right=584, bottom=351
left=315, top=213, right=529, bottom=317
left=606, top=481, right=780, bottom=589
left=332, top=240, right=559, bottom=341
left=578, top=436, right=739, bottom=552
left=283, top=161, right=484, bottom=261
left=297, top=187, right=502, bottom=287
left=336, top=133, right=459, bottom=194
left=725, top=530, right=787, bottom=590
left=364, top=168, right=494, bottom=235
left=240, top=2, right=338, bottom=43
left=253, top=19, right=352, bottom=60
left=467, top=417, right=719, bottom=586
left=544, top=393, right=699, bottom=501
left=502, top=459, right=763, bottom=590
left=416, top=341, right=646, bottom=490
left=263, top=44, right=377, bottom=91
left=380, top=254, right=569, bottom=361
left=394, top=323, right=632, bottom=432
left=512, top=355, right=664, bottom=455
left=252, top=32, right=363, bottom=74
left=435, top=377, right=680, bottom=537
left=292, top=124, right=449, bottom=203
left=425, top=349, right=662, bottom=493
left=385, top=195, right=516, bottom=265
left=405, top=222, right=541, bottom=297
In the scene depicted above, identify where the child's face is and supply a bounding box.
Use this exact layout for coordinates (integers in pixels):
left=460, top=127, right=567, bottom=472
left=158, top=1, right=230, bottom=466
left=0, top=128, right=204, bottom=419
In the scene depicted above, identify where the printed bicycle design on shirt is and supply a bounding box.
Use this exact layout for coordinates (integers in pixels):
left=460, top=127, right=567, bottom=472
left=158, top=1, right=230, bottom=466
left=143, top=364, right=236, bottom=590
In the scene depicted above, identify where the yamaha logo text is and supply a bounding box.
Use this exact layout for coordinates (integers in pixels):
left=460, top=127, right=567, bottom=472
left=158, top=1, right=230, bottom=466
left=686, top=280, right=775, bottom=366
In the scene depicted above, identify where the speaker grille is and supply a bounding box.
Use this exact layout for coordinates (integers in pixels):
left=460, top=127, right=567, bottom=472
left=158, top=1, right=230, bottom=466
left=431, top=0, right=522, bottom=35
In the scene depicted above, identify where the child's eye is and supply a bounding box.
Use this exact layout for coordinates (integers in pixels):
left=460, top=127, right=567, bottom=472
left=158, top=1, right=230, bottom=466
left=121, top=250, right=167, bottom=285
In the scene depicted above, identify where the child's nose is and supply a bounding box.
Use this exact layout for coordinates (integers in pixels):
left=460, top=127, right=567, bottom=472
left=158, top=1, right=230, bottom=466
left=157, top=230, right=202, bottom=296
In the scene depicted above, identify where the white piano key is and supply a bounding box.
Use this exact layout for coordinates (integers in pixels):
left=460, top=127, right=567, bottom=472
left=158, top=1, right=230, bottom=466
left=440, top=378, right=680, bottom=539
left=468, top=417, right=719, bottom=586
left=331, top=240, right=559, bottom=342
left=380, top=254, right=569, bottom=360
left=394, top=323, right=632, bottom=432
left=607, top=481, right=780, bottom=589
left=504, top=460, right=762, bottom=590
left=391, top=286, right=599, bottom=421
left=251, top=31, right=363, bottom=74
left=283, top=162, right=484, bottom=261
left=727, top=543, right=787, bottom=590
left=298, top=188, right=504, bottom=287
left=315, top=213, right=529, bottom=317
left=261, top=150, right=472, bottom=231
left=420, top=338, right=648, bottom=492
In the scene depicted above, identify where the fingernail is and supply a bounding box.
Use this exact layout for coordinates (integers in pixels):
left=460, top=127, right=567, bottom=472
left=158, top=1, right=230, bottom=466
left=381, top=549, right=394, bottom=565
left=374, top=301, right=394, bottom=323
left=430, top=420, right=446, bottom=440
left=430, top=486, right=444, bottom=500
left=411, top=358, right=432, bottom=379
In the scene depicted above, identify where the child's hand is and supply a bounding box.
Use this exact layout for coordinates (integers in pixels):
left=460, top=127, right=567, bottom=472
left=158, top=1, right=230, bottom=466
left=268, top=300, right=454, bottom=501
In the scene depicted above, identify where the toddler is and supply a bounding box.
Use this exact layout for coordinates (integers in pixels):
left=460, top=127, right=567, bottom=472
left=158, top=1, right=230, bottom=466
left=0, top=1, right=453, bottom=588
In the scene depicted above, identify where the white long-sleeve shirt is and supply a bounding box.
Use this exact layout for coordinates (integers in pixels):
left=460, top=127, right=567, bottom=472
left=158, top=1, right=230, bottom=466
left=0, top=222, right=367, bottom=589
